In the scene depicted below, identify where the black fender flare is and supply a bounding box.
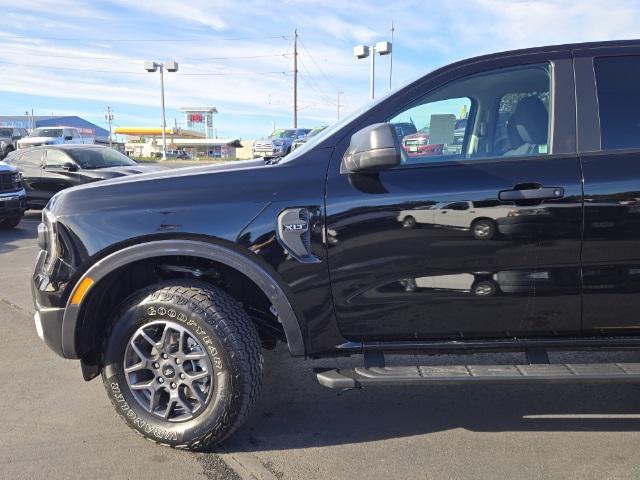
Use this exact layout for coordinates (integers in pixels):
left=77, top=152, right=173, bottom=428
left=62, top=239, right=305, bottom=358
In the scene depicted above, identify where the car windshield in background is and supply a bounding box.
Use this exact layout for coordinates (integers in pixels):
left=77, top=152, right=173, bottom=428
left=68, top=148, right=137, bottom=169
left=0, top=128, right=13, bottom=137
left=307, top=126, right=327, bottom=138
left=269, top=129, right=296, bottom=139
left=31, top=128, right=62, bottom=137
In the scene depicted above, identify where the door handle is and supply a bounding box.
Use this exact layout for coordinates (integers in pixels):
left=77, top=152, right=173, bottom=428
left=499, top=186, right=564, bottom=201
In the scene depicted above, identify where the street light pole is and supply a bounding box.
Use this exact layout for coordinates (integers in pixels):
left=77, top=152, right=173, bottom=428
left=144, top=60, right=178, bottom=161
left=159, top=64, right=167, bottom=160
left=370, top=44, right=376, bottom=101
left=354, top=41, right=392, bottom=101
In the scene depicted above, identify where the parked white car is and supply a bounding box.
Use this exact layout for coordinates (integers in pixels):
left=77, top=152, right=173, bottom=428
left=397, top=200, right=514, bottom=239
left=17, top=127, right=94, bottom=149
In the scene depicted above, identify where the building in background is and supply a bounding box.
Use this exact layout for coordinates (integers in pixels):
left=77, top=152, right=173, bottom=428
left=0, top=115, right=110, bottom=142
left=115, top=126, right=245, bottom=159
left=116, top=107, right=251, bottom=159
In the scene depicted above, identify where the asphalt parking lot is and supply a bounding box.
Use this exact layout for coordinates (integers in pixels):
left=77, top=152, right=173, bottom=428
left=4, top=212, right=640, bottom=480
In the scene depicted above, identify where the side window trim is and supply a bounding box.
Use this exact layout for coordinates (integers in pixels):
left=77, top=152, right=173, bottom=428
left=387, top=63, right=555, bottom=167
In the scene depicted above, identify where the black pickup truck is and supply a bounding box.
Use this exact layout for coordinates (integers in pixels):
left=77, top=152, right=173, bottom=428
left=32, top=40, right=640, bottom=449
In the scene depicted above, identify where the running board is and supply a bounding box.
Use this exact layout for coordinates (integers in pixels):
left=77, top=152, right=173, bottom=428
left=316, top=363, right=640, bottom=389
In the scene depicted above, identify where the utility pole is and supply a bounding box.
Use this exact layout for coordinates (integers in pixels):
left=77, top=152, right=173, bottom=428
left=337, top=90, right=343, bottom=120
left=105, top=106, right=114, bottom=148
left=389, top=20, right=395, bottom=89
left=293, top=29, right=298, bottom=128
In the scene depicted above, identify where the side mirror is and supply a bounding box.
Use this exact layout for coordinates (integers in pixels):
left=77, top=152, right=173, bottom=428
left=12, top=134, right=21, bottom=140
left=62, top=162, right=78, bottom=172
left=341, top=123, right=401, bottom=173
left=64, top=135, right=73, bottom=141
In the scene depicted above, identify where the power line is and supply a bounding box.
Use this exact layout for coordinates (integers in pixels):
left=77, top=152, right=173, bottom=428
left=0, top=60, right=291, bottom=76
left=297, top=37, right=340, bottom=92
left=297, top=57, right=335, bottom=105
left=0, top=50, right=293, bottom=62
left=0, top=34, right=290, bottom=43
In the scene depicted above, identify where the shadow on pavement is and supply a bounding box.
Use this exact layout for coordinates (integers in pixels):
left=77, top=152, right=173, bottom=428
left=0, top=211, right=39, bottom=254
left=220, top=345, right=640, bottom=453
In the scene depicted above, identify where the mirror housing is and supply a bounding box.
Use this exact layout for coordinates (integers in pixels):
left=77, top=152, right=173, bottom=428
left=62, top=162, right=78, bottom=172
left=64, top=135, right=73, bottom=141
left=341, top=123, right=401, bottom=173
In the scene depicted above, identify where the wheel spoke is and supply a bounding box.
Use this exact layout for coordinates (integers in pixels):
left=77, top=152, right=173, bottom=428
left=163, top=400, right=176, bottom=419
left=130, top=379, right=155, bottom=390
left=176, top=395, right=193, bottom=414
left=140, top=330, right=158, bottom=348
left=158, top=324, right=171, bottom=350
left=124, top=361, right=146, bottom=373
left=178, top=330, right=186, bottom=356
left=189, top=383, right=206, bottom=406
left=149, top=388, right=159, bottom=411
left=187, top=370, right=209, bottom=382
left=184, top=351, right=206, bottom=360
left=130, top=341, right=150, bottom=362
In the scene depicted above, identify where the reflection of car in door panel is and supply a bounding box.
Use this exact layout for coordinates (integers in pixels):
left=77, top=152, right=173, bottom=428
left=397, top=200, right=513, bottom=239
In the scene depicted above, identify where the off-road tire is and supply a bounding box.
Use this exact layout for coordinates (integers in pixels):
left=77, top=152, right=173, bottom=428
left=101, top=280, right=263, bottom=450
left=0, top=215, right=21, bottom=229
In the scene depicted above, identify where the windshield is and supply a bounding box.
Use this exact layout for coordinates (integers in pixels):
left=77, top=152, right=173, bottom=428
left=68, top=148, right=137, bottom=169
left=269, top=129, right=296, bottom=139
left=31, top=128, right=63, bottom=138
left=0, top=128, right=13, bottom=137
left=307, top=126, right=327, bottom=138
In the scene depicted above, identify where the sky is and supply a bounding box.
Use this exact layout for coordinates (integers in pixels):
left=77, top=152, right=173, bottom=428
left=1, top=0, right=640, bottom=140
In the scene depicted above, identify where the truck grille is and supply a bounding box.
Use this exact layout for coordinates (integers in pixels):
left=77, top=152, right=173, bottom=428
left=253, top=141, right=274, bottom=152
left=0, top=172, right=20, bottom=193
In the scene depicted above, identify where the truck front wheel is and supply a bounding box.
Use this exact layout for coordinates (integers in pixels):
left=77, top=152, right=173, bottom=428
left=0, top=215, right=22, bottom=229
left=101, top=281, right=263, bottom=450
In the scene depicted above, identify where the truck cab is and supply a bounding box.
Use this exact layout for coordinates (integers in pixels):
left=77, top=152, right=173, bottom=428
left=18, top=127, right=93, bottom=149
left=30, top=39, right=640, bottom=449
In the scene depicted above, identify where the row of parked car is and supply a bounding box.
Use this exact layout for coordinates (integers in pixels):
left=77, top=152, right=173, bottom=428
left=251, top=126, right=327, bottom=158
left=0, top=144, right=163, bottom=229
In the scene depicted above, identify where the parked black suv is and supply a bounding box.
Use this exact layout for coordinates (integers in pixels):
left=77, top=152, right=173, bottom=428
left=32, top=40, right=640, bottom=449
left=6, top=144, right=162, bottom=208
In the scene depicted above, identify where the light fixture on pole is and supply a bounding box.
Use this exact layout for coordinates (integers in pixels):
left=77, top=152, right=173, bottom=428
left=144, top=60, right=179, bottom=160
left=354, top=41, right=392, bottom=100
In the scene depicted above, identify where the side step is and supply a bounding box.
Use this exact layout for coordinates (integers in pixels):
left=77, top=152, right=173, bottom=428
left=316, top=363, right=640, bottom=389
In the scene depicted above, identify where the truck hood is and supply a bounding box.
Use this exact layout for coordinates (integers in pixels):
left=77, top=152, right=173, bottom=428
left=60, top=158, right=267, bottom=191
left=84, top=165, right=165, bottom=178
left=18, top=136, right=58, bottom=145
left=46, top=158, right=272, bottom=218
left=0, top=160, right=15, bottom=172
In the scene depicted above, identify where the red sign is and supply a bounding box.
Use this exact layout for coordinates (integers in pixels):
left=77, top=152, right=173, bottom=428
left=188, top=113, right=203, bottom=123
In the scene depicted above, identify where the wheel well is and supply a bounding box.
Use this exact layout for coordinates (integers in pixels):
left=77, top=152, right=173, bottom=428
left=76, top=255, right=286, bottom=367
left=471, top=217, right=495, bottom=227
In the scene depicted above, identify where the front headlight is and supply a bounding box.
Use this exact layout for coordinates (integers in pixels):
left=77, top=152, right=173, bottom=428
left=40, top=209, right=60, bottom=273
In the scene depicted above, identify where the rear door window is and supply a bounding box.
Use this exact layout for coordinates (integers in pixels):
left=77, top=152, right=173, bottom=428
left=594, top=55, right=640, bottom=150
